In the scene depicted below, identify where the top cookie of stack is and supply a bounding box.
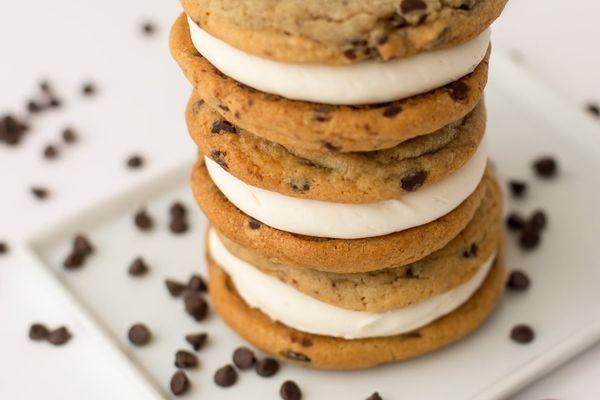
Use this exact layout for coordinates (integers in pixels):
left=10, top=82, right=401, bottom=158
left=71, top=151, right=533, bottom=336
left=172, top=0, right=506, bottom=152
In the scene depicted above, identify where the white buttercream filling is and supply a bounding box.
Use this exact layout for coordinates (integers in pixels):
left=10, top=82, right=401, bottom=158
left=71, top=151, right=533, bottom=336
left=205, top=135, right=487, bottom=239
left=187, top=16, right=490, bottom=105
left=209, top=230, right=495, bottom=339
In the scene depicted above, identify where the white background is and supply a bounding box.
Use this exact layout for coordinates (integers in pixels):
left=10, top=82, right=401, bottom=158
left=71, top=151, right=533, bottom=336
left=1, top=0, right=599, bottom=398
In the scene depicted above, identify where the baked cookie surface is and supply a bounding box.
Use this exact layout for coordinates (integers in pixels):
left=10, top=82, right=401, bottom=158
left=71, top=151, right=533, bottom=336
left=170, top=13, right=490, bottom=152
left=191, top=158, right=496, bottom=273
left=181, top=0, right=507, bottom=64
left=187, top=92, right=486, bottom=203
left=206, top=250, right=506, bottom=369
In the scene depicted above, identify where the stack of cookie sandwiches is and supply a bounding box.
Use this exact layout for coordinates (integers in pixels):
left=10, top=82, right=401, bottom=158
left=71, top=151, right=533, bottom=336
left=171, top=0, right=508, bottom=369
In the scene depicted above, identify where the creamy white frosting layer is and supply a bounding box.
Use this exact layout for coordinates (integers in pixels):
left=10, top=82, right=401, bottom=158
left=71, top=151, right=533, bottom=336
left=187, top=16, right=490, bottom=105
left=209, top=229, right=495, bottom=339
left=204, top=136, right=487, bottom=239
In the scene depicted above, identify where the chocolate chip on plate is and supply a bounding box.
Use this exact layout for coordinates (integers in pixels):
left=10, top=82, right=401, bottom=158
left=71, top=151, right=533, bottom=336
left=280, top=380, right=302, bottom=400
left=43, top=145, right=59, bottom=160
left=528, top=210, right=547, bottom=231
left=586, top=102, right=600, bottom=118
left=128, top=323, right=152, bottom=346
left=1, top=114, right=29, bottom=146
left=184, top=292, right=208, bottom=322
left=40, top=80, right=52, bottom=93
left=510, top=324, right=535, bottom=344
left=533, top=156, right=558, bottom=178
left=214, top=365, right=237, bottom=387
left=508, top=180, right=527, bottom=198
left=170, top=202, right=187, bottom=218
left=47, top=326, right=72, bottom=346
left=232, top=347, right=256, bottom=370
left=30, top=186, right=49, bottom=200
left=519, top=226, right=541, bottom=250
left=185, top=332, right=208, bottom=351
left=165, top=279, right=187, bottom=297
left=126, top=154, right=144, bottom=169
left=506, top=213, right=526, bottom=231
left=0, top=241, right=8, bottom=255
left=170, top=370, right=190, bottom=396
left=506, top=270, right=530, bottom=291
left=142, top=22, right=156, bottom=36
left=62, top=128, right=78, bottom=144
left=29, top=323, right=50, bottom=341
left=82, top=82, right=97, bottom=96
left=128, top=257, right=149, bottom=276
left=27, top=100, right=42, bottom=114
left=133, top=208, right=154, bottom=231
left=175, top=350, right=199, bottom=369
left=73, top=234, right=94, bottom=256
left=188, top=274, right=207, bottom=292
left=169, top=217, right=189, bottom=234
left=48, top=97, right=62, bottom=109
left=366, top=393, right=383, bottom=400
left=255, top=357, right=279, bottom=377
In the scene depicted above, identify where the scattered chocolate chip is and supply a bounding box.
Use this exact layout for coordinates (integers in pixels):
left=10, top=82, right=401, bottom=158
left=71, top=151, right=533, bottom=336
left=82, top=82, right=96, bottom=96
left=214, top=365, right=237, bottom=387
left=128, top=257, right=149, bottom=276
left=401, top=170, right=426, bottom=192
left=73, top=234, right=94, bottom=256
left=400, top=0, right=427, bottom=13
left=248, top=218, right=262, bottom=230
left=233, top=347, right=256, bottom=370
left=128, top=323, right=152, bottom=346
left=281, top=351, right=311, bottom=363
left=170, top=201, right=187, bottom=218
left=185, top=332, right=208, bottom=351
left=43, top=145, right=59, bottom=160
left=184, top=292, right=208, bottom=322
left=188, top=274, right=207, bottom=292
left=255, top=357, right=279, bottom=377
left=462, top=243, right=478, bottom=258
left=47, top=326, right=72, bottom=346
left=169, top=218, right=189, bottom=234
left=48, top=97, right=62, bottom=108
left=0, top=241, right=8, bottom=255
left=165, top=279, right=187, bottom=297
left=366, top=393, right=383, bottom=400
left=280, top=381, right=302, bottom=400
left=211, top=120, right=238, bottom=134
left=446, top=81, right=469, bottom=101
left=27, top=100, right=42, bottom=113
left=519, top=226, right=541, bottom=250
left=40, top=80, right=52, bottom=93
left=529, top=210, right=547, bottom=231
left=533, top=156, right=558, bottom=178
left=506, top=213, right=526, bottom=231
left=29, top=323, right=50, bottom=341
left=382, top=104, right=402, bottom=118
left=126, top=154, right=144, bottom=169
left=586, top=102, right=600, bottom=117
left=508, top=180, right=527, bottom=198
left=142, top=22, right=156, bottom=36
left=510, top=324, right=535, bottom=344
left=210, top=150, right=228, bottom=171
left=0, top=114, right=29, bottom=146
left=62, top=128, right=78, bottom=144
left=175, top=350, right=198, bottom=369
left=133, top=208, right=154, bottom=231
left=170, top=371, right=190, bottom=396
left=31, top=186, right=49, bottom=200
left=507, top=270, right=530, bottom=291
left=63, top=252, right=85, bottom=269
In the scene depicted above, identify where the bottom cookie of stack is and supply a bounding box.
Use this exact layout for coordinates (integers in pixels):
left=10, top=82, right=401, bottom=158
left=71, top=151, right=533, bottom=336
left=205, top=228, right=505, bottom=370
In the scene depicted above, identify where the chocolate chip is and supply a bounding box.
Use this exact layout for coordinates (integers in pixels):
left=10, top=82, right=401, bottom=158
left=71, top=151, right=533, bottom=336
left=82, top=82, right=96, bottom=96
left=280, top=381, right=302, bottom=400
left=142, top=22, right=156, bottom=36
left=43, top=145, right=59, bottom=159
left=248, top=218, right=262, bottom=230
left=232, top=347, right=256, bottom=370
left=507, top=270, right=530, bottom=291
left=62, top=128, right=78, bottom=144
left=47, top=326, right=72, bottom=345
left=211, top=120, right=238, bottom=134
left=185, top=332, right=208, bottom=351
left=169, top=217, right=189, bottom=234
left=48, top=97, right=62, bottom=108
left=214, top=365, right=237, bottom=387
left=510, top=324, right=535, bottom=344
left=533, top=156, right=558, bottom=178
left=188, top=274, right=207, bottom=292
left=175, top=350, right=198, bottom=369
left=165, top=279, right=187, bottom=297
left=170, top=202, right=187, bottom=218
left=0, top=241, right=8, bottom=255
left=290, top=180, right=310, bottom=192
left=400, top=0, right=427, bottom=13
left=586, top=102, right=600, bottom=117
left=506, top=213, right=526, bottom=231
left=446, top=81, right=469, bottom=101
left=218, top=104, right=230, bottom=113
left=281, top=351, right=311, bottom=363
left=27, top=100, right=42, bottom=113
left=31, top=186, right=49, bottom=200
left=343, top=49, right=357, bottom=60
left=0, top=114, right=29, bottom=146
left=73, top=234, right=94, bottom=256
left=367, top=393, right=383, bottom=400
left=40, top=80, right=52, bottom=93
left=128, top=257, right=149, bottom=276
left=128, top=323, right=152, bottom=346
left=519, top=226, right=541, bottom=250
left=29, top=323, right=50, bottom=341
left=255, top=357, right=279, bottom=377
left=210, top=150, right=228, bottom=171
left=170, top=371, right=190, bottom=396
left=401, top=170, right=426, bottom=191
left=382, top=104, right=402, bottom=118
left=192, top=100, right=205, bottom=113
left=134, top=208, right=154, bottom=231
left=462, top=243, right=478, bottom=258
left=509, top=180, right=527, bottom=198
left=126, top=154, right=144, bottom=169
left=529, top=210, right=547, bottom=231
left=184, top=292, right=208, bottom=322
left=63, top=252, right=85, bottom=269
left=313, top=106, right=334, bottom=122
left=323, top=141, right=342, bottom=152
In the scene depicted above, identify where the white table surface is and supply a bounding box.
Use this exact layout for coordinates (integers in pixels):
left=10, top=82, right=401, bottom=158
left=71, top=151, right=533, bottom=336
left=1, top=0, right=599, bottom=398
